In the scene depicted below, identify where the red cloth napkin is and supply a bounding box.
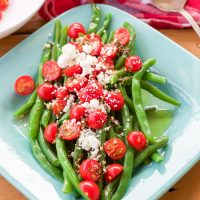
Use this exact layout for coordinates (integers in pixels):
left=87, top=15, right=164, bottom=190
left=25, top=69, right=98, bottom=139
left=39, top=0, right=200, bottom=29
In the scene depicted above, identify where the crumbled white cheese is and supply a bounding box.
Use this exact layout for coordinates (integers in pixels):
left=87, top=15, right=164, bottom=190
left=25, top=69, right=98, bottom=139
left=82, top=44, right=92, bottom=54
left=63, top=94, right=75, bottom=112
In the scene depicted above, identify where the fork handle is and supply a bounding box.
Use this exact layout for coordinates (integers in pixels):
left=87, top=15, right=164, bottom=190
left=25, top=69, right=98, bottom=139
left=179, top=8, right=200, bottom=38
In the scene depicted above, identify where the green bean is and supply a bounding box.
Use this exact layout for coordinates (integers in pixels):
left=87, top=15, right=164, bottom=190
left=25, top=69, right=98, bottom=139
left=38, top=128, right=59, bottom=166
left=58, top=110, right=70, bottom=125
left=53, top=20, right=62, bottom=43
left=107, top=30, right=115, bottom=43
left=133, top=135, right=168, bottom=169
left=62, top=170, right=73, bottom=194
left=115, top=22, right=136, bottom=70
left=101, top=30, right=108, bottom=44
left=59, top=26, right=68, bottom=47
left=87, top=4, right=101, bottom=34
left=132, top=58, right=156, bottom=143
left=13, top=90, right=37, bottom=117
left=150, top=151, right=163, bottom=163
left=51, top=43, right=59, bottom=60
left=101, top=176, right=120, bottom=200
left=41, top=45, right=52, bottom=65
left=108, top=126, right=116, bottom=139
left=144, top=72, right=166, bottom=84
left=110, top=68, right=125, bottom=85
left=111, top=103, right=134, bottom=200
left=56, top=137, right=89, bottom=200
left=41, top=109, right=52, bottom=127
left=31, top=138, right=63, bottom=182
left=29, top=97, right=44, bottom=139
left=97, top=13, right=112, bottom=36
left=141, top=81, right=181, bottom=106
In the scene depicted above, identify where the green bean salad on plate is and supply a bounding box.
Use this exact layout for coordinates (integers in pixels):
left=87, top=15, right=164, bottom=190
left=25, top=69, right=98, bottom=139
left=13, top=4, right=180, bottom=200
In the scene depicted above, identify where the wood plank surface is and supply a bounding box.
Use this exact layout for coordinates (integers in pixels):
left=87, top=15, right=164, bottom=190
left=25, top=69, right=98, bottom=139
left=0, top=14, right=200, bottom=200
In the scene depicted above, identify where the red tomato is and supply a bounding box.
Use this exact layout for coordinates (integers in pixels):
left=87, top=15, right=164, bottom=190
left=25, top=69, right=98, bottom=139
left=58, top=119, right=81, bottom=140
left=114, top=27, right=130, bottom=46
left=80, top=159, right=102, bottom=182
left=68, top=23, right=86, bottom=39
left=53, top=99, right=66, bottom=115
left=104, top=138, right=126, bottom=160
left=65, top=76, right=88, bottom=92
left=100, top=44, right=117, bottom=59
left=105, top=91, right=124, bottom=111
left=86, top=34, right=102, bottom=56
left=70, top=104, right=86, bottom=121
left=63, top=65, right=82, bottom=77
left=55, top=87, right=69, bottom=99
left=78, top=81, right=103, bottom=102
left=98, top=56, right=114, bottom=70
left=125, top=56, right=142, bottom=72
left=68, top=42, right=83, bottom=52
left=14, top=75, right=35, bottom=96
left=42, top=61, right=62, bottom=81
left=80, top=181, right=100, bottom=200
left=37, top=83, right=56, bottom=101
left=104, top=164, right=123, bottom=183
left=127, top=131, right=147, bottom=151
left=44, top=122, right=57, bottom=143
left=86, top=110, right=107, bottom=129
left=0, top=0, right=9, bottom=11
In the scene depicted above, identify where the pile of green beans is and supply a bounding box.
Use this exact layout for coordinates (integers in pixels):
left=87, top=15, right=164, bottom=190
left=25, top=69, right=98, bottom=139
left=13, top=4, right=181, bottom=200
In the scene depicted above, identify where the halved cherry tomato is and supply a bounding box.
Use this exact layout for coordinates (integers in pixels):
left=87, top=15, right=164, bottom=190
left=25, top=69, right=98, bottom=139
left=14, top=75, right=35, bottom=96
left=86, top=34, right=102, bottom=56
left=100, top=44, right=117, bottom=59
left=63, top=65, right=82, bottom=77
left=53, top=99, right=66, bottom=115
left=80, top=181, right=100, bottom=200
left=80, top=159, right=102, bottom=182
left=37, top=83, right=56, bottom=101
left=104, top=164, right=123, bottom=183
left=58, top=119, right=81, bottom=140
left=68, top=23, right=86, bottom=39
left=127, top=131, right=147, bottom=151
left=65, top=76, right=88, bottom=92
left=125, top=56, right=142, bottom=72
left=0, top=0, right=9, bottom=11
left=44, top=122, right=57, bottom=143
left=105, top=91, right=124, bottom=111
left=86, top=110, right=107, bottom=129
left=42, top=61, right=62, bottom=81
left=70, top=104, right=86, bottom=121
left=104, top=138, right=126, bottom=160
left=55, top=87, right=69, bottom=99
left=98, top=56, right=114, bottom=70
left=78, top=81, right=103, bottom=102
left=114, top=27, right=130, bottom=46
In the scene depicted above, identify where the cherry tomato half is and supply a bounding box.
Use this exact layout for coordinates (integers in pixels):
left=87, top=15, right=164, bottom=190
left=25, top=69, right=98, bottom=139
left=78, top=81, right=103, bottom=102
left=86, top=110, right=107, bottom=129
left=105, top=91, right=124, bottom=111
left=70, top=104, right=86, bottom=121
left=14, top=75, right=35, bottom=96
left=42, top=60, right=62, bottom=81
left=68, top=23, right=86, bottom=39
left=86, top=34, right=102, bottom=56
left=63, top=65, right=82, bottom=77
left=65, top=76, right=88, bottom=93
left=80, top=159, right=102, bottom=182
left=37, top=83, right=56, bottom=101
left=58, top=119, right=81, bottom=140
left=127, top=131, right=147, bottom=151
left=104, top=138, right=126, bottom=160
left=55, top=87, right=69, bottom=99
left=44, top=122, right=57, bottom=143
left=98, top=56, right=114, bottom=70
left=53, top=99, right=66, bottom=115
left=125, top=56, right=142, bottom=72
left=0, top=0, right=9, bottom=11
left=100, top=44, right=117, bottom=59
left=80, top=181, right=100, bottom=200
left=104, top=164, right=123, bottom=183
left=114, top=27, right=130, bottom=46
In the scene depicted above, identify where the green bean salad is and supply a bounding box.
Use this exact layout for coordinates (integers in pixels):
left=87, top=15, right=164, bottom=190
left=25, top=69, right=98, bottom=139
left=13, top=4, right=180, bottom=200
